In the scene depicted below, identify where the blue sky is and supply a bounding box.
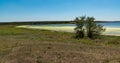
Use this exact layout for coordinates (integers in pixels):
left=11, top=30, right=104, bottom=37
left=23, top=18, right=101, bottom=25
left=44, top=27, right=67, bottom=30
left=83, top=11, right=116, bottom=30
left=0, top=0, right=120, bottom=22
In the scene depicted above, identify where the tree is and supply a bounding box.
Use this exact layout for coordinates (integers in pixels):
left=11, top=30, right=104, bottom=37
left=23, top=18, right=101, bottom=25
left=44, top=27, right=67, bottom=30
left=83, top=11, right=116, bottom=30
left=74, top=16, right=86, bottom=39
left=86, top=17, right=105, bottom=39
left=74, top=16, right=105, bottom=39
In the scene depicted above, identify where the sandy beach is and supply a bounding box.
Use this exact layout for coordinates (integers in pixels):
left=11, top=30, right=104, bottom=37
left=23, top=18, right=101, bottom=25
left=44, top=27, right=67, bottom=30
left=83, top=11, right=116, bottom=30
left=17, top=25, right=120, bottom=36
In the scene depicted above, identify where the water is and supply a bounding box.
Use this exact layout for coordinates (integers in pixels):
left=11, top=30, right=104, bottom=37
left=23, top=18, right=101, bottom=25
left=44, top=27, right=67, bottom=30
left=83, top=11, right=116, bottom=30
left=99, top=22, right=120, bottom=28
left=36, top=22, right=120, bottom=28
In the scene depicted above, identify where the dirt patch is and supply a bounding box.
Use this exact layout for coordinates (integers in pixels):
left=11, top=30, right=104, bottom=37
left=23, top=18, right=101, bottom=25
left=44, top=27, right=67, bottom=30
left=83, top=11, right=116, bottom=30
left=2, top=42, right=120, bottom=63
left=1, top=46, right=37, bottom=63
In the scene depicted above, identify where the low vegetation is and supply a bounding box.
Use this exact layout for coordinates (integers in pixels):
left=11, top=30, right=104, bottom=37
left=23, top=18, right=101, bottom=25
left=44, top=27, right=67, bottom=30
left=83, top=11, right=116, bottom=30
left=0, top=25, right=120, bottom=63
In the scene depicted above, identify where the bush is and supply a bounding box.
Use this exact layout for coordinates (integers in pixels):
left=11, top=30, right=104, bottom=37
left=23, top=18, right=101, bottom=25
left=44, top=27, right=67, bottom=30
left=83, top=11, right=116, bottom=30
left=74, top=16, right=105, bottom=39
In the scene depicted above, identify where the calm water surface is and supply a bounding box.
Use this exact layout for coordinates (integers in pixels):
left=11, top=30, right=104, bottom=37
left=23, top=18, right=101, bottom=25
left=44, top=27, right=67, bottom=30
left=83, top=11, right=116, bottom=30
left=34, top=22, right=120, bottom=28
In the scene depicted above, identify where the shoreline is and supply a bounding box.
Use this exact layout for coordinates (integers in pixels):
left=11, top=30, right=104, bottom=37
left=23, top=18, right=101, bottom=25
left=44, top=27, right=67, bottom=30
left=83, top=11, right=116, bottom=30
left=16, top=25, right=120, bottom=36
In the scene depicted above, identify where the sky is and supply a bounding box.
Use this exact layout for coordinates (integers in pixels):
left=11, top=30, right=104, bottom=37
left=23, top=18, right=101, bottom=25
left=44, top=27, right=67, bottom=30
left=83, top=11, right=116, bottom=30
left=0, top=0, right=120, bottom=22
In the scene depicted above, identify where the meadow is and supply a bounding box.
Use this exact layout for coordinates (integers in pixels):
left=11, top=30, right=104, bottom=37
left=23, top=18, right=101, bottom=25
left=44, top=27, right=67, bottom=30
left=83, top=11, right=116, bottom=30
left=0, top=25, right=120, bottom=63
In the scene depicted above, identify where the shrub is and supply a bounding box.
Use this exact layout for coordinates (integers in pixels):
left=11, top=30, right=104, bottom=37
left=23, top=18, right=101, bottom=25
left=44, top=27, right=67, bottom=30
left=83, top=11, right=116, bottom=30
left=74, top=16, right=105, bottom=39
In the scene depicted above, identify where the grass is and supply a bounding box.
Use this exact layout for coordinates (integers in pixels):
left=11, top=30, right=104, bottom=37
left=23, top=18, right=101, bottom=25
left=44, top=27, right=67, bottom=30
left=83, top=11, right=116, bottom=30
left=0, top=25, right=120, bottom=63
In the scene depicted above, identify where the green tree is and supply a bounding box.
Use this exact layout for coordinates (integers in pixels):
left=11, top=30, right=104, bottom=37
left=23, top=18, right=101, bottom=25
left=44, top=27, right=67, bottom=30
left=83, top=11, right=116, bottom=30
left=86, top=17, right=105, bottom=39
left=74, top=16, right=105, bottom=39
left=74, top=16, right=86, bottom=39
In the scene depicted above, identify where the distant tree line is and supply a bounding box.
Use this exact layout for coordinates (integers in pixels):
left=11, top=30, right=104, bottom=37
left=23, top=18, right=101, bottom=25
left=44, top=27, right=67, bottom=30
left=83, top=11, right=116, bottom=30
left=0, top=21, right=73, bottom=25
left=74, top=16, right=105, bottom=39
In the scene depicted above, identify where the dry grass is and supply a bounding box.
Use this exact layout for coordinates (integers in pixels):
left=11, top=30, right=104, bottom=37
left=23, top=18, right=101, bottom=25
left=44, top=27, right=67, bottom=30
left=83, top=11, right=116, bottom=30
left=0, top=25, right=120, bottom=63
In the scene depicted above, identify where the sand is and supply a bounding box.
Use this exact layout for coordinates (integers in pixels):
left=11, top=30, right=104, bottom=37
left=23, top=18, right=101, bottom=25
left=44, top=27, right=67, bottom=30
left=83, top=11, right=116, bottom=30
left=17, top=25, right=120, bottom=36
